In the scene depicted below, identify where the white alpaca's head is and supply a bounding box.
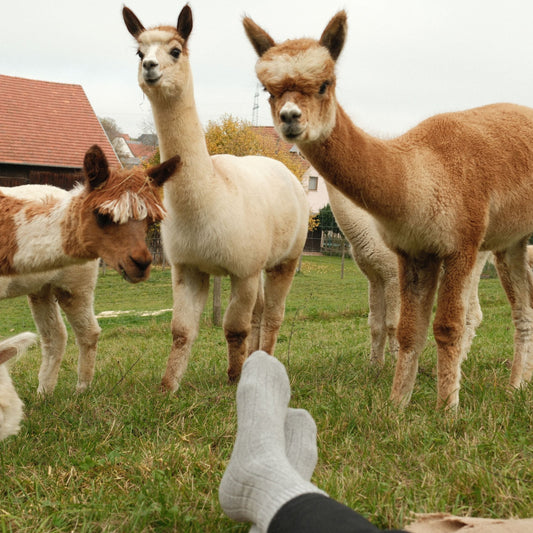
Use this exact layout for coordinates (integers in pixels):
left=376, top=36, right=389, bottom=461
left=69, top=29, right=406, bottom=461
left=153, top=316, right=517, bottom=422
left=243, top=11, right=347, bottom=144
left=123, top=5, right=193, bottom=102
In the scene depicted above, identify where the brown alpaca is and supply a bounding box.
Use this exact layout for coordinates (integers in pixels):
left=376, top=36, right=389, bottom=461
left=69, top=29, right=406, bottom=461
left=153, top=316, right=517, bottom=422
left=244, top=11, right=533, bottom=408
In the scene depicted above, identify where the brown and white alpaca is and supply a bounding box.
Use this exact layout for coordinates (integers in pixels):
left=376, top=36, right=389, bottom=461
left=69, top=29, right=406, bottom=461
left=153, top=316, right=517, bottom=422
left=0, top=261, right=100, bottom=395
left=244, top=12, right=533, bottom=408
left=0, top=145, right=180, bottom=392
left=0, top=145, right=179, bottom=280
left=122, top=5, right=309, bottom=392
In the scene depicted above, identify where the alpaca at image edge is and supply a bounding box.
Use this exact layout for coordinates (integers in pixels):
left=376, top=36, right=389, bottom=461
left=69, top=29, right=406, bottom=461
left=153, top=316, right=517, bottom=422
left=0, top=145, right=180, bottom=395
left=0, top=333, right=36, bottom=440
left=244, top=11, right=533, bottom=408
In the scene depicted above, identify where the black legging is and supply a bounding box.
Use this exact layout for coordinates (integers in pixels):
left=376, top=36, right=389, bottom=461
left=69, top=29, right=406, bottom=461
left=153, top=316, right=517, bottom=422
left=268, top=493, right=407, bottom=533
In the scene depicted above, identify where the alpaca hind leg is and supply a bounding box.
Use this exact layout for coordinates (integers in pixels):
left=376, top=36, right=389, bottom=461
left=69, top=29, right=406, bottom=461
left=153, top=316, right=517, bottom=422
left=494, top=242, right=533, bottom=388
left=224, top=273, right=261, bottom=381
left=249, top=275, right=264, bottom=353
left=384, top=275, right=400, bottom=358
left=56, top=287, right=101, bottom=393
left=260, top=258, right=300, bottom=355
left=161, top=265, right=210, bottom=392
left=390, top=254, right=441, bottom=408
left=460, top=251, right=489, bottom=361
left=434, top=251, right=480, bottom=409
left=367, top=279, right=387, bottom=366
left=28, top=287, right=68, bottom=395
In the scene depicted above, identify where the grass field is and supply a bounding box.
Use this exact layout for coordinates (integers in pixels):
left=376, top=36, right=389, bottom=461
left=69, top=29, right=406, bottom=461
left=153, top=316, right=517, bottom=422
left=0, top=255, right=531, bottom=532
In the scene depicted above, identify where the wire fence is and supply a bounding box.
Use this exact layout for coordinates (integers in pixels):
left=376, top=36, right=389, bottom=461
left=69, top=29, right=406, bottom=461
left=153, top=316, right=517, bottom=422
left=141, top=226, right=351, bottom=327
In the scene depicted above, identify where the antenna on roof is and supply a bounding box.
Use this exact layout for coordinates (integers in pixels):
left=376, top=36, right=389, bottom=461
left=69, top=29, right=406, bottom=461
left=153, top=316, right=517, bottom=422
left=252, top=83, right=260, bottom=126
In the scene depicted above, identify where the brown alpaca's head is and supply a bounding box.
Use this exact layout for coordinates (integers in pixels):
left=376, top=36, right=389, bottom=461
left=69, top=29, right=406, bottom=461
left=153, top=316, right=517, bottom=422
left=71, top=145, right=181, bottom=283
left=243, top=11, right=347, bottom=144
left=123, top=5, right=193, bottom=101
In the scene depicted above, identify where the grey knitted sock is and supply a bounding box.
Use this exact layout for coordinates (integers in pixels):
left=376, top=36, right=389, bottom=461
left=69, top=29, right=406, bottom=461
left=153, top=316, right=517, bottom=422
left=219, top=351, right=324, bottom=532
left=249, top=407, right=319, bottom=533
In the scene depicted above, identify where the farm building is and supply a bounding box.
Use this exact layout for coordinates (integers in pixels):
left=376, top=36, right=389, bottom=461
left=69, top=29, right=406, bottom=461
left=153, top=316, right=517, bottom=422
left=0, top=74, right=120, bottom=189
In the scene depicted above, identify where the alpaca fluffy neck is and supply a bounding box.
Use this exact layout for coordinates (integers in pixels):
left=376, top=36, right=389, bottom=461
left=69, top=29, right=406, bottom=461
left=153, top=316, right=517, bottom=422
left=148, top=75, right=216, bottom=209
left=302, top=105, right=409, bottom=224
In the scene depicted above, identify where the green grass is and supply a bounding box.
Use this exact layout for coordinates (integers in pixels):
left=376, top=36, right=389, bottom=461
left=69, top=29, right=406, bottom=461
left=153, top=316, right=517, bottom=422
left=0, top=256, right=531, bottom=532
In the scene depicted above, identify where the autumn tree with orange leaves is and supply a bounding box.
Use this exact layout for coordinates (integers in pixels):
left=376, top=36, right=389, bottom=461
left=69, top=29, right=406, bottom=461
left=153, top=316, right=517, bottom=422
left=205, top=114, right=307, bottom=180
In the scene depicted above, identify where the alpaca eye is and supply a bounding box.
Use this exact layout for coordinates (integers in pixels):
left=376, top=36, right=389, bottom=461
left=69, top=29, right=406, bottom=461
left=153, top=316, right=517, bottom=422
left=170, top=48, right=181, bottom=59
left=318, top=81, right=330, bottom=95
left=137, top=50, right=145, bottom=60
left=263, top=86, right=275, bottom=100
left=94, top=211, right=113, bottom=228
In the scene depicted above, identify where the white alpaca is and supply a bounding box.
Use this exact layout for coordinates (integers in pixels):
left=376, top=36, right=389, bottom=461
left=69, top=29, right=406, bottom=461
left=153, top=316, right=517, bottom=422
left=327, top=185, right=400, bottom=364
left=0, top=145, right=179, bottom=393
left=123, top=6, right=309, bottom=392
left=0, top=332, right=36, bottom=440
left=243, top=12, right=521, bottom=408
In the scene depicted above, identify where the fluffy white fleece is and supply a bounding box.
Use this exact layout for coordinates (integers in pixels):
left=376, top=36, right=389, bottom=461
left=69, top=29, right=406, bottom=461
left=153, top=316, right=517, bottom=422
left=0, top=332, right=37, bottom=440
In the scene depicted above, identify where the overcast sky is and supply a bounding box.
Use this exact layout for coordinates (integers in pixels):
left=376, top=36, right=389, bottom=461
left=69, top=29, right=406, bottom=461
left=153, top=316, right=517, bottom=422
left=3, top=1, right=533, bottom=139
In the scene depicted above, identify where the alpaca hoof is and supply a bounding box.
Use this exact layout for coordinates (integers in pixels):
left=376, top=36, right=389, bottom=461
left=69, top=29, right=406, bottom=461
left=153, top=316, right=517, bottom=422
left=159, top=378, right=178, bottom=393
left=227, top=371, right=241, bottom=384
left=389, top=391, right=411, bottom=410
left=75, top=382, right=90, bottom=394
left=369, top=355, right=385, bottom=367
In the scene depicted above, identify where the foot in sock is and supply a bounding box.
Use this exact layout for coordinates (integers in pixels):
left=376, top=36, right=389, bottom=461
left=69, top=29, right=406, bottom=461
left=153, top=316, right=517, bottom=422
left=219, top=351, right=324, bottom=532
left=249, top=407, right=319, bottom=533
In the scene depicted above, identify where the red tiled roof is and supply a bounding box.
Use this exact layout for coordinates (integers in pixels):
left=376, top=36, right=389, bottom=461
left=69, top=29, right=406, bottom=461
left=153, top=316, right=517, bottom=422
left=252, top=126, right=311, bottom=171
left=252, top=126, right=295, bottom=152
left=0, top=74, right=120, bottom=169
left=127, top=141, right=157, bottom=161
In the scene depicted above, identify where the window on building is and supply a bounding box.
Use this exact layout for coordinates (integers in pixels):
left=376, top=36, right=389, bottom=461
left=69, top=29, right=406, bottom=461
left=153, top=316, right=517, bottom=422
left=308, top=175, right=318, bottom=191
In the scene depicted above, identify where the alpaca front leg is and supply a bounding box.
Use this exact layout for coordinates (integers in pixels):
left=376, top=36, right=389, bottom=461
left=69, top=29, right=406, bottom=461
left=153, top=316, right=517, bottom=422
left=433, top=252, right=480, bottom=409
left=390, top=254, right=441, bottom=408
left=249, top=275, right=265, bottom=353
left=261, top=258, right=300, bottom=355
left=367, top=279, right=387, bottom=366
left=224, top=274, right=261, bottom=381
left=384, top=275, right=400, bottom=359
left=460, top=251, right=488, bottom=361
left=28, top=290, right=68, bottom=395
left=161, top=265, right=210, bottom=392
left=495, top=244, right=533, bottom=388
left=56, top=287, right=101, bottom=393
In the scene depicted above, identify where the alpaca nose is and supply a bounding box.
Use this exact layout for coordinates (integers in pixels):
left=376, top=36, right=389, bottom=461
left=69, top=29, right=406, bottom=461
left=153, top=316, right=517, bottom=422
left=143, top=59, right=158, bottom=71
left=131, top=255, right=152, bottom=273
left=280, top=102, right=302, bottom=124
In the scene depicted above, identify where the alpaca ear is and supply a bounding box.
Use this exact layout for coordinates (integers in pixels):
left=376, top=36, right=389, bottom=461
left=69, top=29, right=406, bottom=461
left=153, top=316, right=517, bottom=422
left=147, top=155, right=182, bottom=187
left=0, top=347, right=17, bottom=365
left=319, top=10, right=347, bottom=61
left=123, top=6, right=146, bottom=38
left=83, top=145, right=110, bottom=190
left=242, top=17, right=275, bottom=57
left=177, top=4, right=193, bottom=41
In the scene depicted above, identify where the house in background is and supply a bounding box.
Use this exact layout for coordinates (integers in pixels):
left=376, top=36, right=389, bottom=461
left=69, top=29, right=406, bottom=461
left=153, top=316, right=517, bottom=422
left=302, top=165, right=330, bottom=215
left=253, top=126, right=334, bottom=253
left=0, top=74, right=120, bottom=189
left=252, top=126, right=331, bottom=215
left=112, top=134, right=158, bottom=168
